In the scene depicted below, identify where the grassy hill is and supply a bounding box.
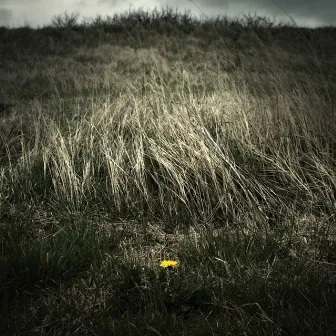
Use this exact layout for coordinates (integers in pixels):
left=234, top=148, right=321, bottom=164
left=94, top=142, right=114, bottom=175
left=1, top=7, right=336, bottom=335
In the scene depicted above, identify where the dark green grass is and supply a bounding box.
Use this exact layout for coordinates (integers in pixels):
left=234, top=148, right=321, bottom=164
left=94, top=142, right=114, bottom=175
left=1, top=215, right=336, bottom=335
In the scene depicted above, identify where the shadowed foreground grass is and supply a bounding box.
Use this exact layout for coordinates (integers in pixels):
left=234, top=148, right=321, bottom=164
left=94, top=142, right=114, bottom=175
left=1, top=7, right=336, bottom=336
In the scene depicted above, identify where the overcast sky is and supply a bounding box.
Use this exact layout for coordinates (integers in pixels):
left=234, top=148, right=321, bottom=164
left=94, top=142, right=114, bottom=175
left=0, top=0, right=335, bottom=28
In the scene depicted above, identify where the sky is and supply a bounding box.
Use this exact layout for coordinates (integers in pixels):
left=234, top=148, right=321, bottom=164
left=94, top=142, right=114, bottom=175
left=0, top=0, right=335, bottom=29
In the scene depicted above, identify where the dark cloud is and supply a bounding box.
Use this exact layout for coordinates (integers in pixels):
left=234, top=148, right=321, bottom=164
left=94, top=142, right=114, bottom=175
left=234, top=0, right=335, bottom=25
left=222, top=0, right=332, bottom=25
left=0, top=8, right=13, bottom=26
left=164, top=0, right=335, bottom=26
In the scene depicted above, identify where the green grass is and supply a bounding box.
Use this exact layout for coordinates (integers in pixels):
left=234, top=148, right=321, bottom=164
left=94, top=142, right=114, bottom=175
left=0, top=6, right=336, bottom=336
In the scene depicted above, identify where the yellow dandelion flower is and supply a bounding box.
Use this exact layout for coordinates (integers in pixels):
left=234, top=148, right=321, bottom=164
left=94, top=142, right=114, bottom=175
left=160, top=260, right=179, bottom=268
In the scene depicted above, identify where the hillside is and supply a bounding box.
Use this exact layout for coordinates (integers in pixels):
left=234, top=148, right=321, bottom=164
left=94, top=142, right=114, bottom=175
left=1, top=8, right=336, bottom=335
